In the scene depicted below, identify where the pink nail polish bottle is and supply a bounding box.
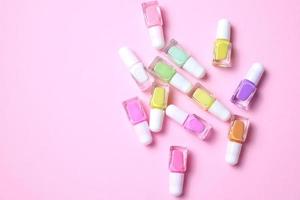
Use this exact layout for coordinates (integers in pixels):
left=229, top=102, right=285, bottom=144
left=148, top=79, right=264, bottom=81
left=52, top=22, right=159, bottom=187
left=142, top=1, right=165, bottom=49
left=166, top=104, right=211, bottom=140
left=122, top=97, right=152, bottom=145
left=169, top=146, right=188, bottom=197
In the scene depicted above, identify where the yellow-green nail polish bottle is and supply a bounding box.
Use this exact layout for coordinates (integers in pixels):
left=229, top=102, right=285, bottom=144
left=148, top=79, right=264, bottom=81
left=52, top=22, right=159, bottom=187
left=213, top=19, right=232, bottom=67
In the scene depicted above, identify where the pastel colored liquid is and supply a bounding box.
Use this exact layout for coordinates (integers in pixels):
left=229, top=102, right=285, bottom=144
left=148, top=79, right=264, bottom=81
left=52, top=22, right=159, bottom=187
left=183, top=114, right=205, bottom=133
left=192, top=88, right=215, bottom=110
left=169, top=146, right=187, bottom=173
left=229, top=118, right=249, bottom=143
left=167, top=45, right=189, bottom=66
left=213, top=39, right=231, bottom=67
left=123, top=98, right=147, bottom=125
left=231, top=80, right=257, bottom=109
left=150, top=87, right=167, bottom=109
left=236, top=80, right=256, bottom=100
left=153, top=61, right=176, bottom=82
left=142, top=2, right=162, bottom=27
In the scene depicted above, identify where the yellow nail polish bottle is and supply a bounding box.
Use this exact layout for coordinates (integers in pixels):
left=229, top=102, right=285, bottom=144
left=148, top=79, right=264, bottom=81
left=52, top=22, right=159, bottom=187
left=212, top=19, right=232, bottom=67
left=149, top=85, right=169, bottom=132
left=189, top=83, right=231, bottom=121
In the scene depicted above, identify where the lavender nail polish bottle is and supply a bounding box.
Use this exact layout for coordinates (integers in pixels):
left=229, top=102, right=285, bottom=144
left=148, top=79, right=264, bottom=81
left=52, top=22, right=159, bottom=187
left=231, top=63, right=264, bottom=110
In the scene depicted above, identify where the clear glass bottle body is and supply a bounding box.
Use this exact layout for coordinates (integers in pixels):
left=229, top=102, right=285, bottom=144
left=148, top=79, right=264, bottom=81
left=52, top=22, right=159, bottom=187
left=130, top=63, right=153, bottom=92
left=228, top=115, right=249, bottom=143
left=183, top=114, right=211, bottom=140
left=212, top=39, right=232, bottom=67
left=189, top=83, right=216, bottom=110
left=169, top=146, right=188, bottom=173
left=122, top=97, right=147, bottom=125
left=164, top=39, right=190, bottom=66
left=150, top=84, right=169, bottom=109
left=231, top=79, right=257, bottom=110
left=142, top=1, right=163, bottom=27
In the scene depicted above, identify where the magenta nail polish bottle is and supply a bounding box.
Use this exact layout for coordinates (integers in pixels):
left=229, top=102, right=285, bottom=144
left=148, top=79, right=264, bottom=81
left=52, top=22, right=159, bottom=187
left=122, top=97, right=153, bottom=145
left=166, top=104, right=211, bottom=140
left=231, top=63, right=265, bottom=109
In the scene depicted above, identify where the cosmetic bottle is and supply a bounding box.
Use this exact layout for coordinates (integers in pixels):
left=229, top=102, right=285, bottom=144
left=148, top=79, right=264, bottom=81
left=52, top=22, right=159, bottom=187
left=148, top=57, right=193, bottom=94
left=166, top=104, right=211, bottom=140
left=169, top=146, right=188, bottom=197
left=226, top=116, right=249, bottom=165
left=122, top=97, right=152, bottom=145
left=231, top=63, right=264, bottom=109
left=142, top=1, right=165, bottom=49
left=149, top=85, right=169, bottom=132
left=163, top=39, right=206, bottom=79
left=189, top=83, right=231, bottom=121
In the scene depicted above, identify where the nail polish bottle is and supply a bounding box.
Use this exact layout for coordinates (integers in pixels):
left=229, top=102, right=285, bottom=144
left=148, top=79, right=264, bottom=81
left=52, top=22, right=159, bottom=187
left=148, top=56, right=193, bottom=94
left=212, top=19, right=232, bottom=67
left=231, top=63, right=265, bottom=109
left=169, top=146, right=188, bottom=197
left=225, top=116, right=249, bottom=165
left=189, top=83, right=231, bottom=121
left=166, top=104, right=211, bottom=140
left=122, top=97, right=152, bottom=145
left=118, top=47, right=153, bottom=92
left=149, top=85, right=169, bottom=132
left=142, top=1, right=165, bottom=49
left=163, top=39, right=206, bottom=79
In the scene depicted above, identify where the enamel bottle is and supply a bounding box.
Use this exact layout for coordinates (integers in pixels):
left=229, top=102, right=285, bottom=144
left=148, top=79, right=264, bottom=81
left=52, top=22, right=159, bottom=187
left=231, top=63, right=264, bottom=109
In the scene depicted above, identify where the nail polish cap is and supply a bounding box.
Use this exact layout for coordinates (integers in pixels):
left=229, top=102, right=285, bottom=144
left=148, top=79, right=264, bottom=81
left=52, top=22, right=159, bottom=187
left=148, top=26, right=165, bottom=49
left=166, top=104, right=189, bottom=125
left=216, top=19, right=231, bottom=40
left=118, top=47, right=140, bottom=67
left=149, top=108, right=165, bottom=132
left=245, top=63, right=265, bottom=85
left=182, top=57, right=206, bottom=79
left=169, top=73, right=193, bottom=94
left=169, top=172, right=184, bottom=197
left=208, top=100, right=231, bottom=121
left=225, top=140, right=242, bottom=165
left=133, top=121, right=153, bottom=145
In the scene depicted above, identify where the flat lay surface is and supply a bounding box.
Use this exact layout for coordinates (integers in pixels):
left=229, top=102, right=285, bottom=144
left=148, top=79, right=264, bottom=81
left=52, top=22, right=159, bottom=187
left=0, top=0, right=299, bottom=199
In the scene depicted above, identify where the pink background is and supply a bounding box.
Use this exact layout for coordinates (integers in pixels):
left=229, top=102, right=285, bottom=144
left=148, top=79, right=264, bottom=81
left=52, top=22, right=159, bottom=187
left=0, top=0, right=299, bottom=199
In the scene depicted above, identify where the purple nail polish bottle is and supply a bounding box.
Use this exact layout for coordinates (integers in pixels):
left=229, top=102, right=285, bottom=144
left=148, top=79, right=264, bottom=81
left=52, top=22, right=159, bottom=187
left=231, top=63, right=264, bottom=110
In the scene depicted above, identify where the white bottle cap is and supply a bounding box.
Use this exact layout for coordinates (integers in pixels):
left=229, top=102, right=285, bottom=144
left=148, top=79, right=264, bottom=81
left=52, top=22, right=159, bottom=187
left=208, top=100, right=231, bottom=121
left=182, top=57, right=206, bottom=79
left=225, top=141, right=242, bottom=165
left=169, top=73, right=193, bottom=94
left=166, top=104, right=189, bottom=125
left=216, top=19, right=231, bottom=40
left=149, top=108, right=165, bottom=132
left=129, top=63, right=149, bottom=83
left=118, top=47, right=139, bottom=67
left=169, top=172, right=184, bottom=197
left=245, top=63, right=265, bottom=85
left=148, top=26, right=165, bottom=49
left=133, top=121, right=152, bottom=145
